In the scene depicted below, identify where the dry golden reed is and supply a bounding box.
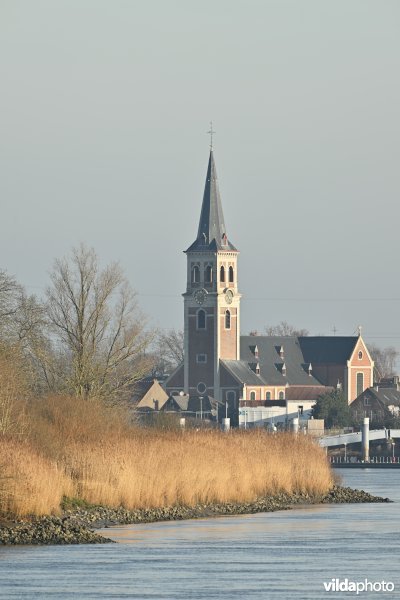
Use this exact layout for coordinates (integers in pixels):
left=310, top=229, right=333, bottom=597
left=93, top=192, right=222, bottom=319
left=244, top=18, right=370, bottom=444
left=0, top=396, right=333, bottom=516
left=0, top=438, right=74, bottom=516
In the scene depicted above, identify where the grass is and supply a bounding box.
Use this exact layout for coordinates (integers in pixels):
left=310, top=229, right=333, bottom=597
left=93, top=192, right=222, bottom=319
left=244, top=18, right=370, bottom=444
left=0, top=396, right=333, bottom=517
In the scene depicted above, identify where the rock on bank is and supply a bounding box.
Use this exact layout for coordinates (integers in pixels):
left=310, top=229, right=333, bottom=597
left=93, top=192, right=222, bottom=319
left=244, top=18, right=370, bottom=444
left=0, top=486, right=390, bottom=546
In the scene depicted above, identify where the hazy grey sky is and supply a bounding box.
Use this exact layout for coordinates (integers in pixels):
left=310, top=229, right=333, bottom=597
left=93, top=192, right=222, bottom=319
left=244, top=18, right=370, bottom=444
left=1, top=1, right=400, bottom=353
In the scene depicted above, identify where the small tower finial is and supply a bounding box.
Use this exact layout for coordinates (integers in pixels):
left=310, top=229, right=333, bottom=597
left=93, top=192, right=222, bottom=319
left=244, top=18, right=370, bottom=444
left=207, top=121, right=215, bottom=150
left=358, top=325, right=362, bottom=337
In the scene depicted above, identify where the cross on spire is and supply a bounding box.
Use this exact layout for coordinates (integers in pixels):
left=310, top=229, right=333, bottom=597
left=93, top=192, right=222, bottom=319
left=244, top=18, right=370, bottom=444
left=207, top=121, right=215, bottom=150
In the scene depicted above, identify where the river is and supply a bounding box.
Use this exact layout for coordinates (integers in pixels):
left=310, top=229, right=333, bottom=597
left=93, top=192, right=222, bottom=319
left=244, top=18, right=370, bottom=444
left=0, top=470, right=399, bottom=599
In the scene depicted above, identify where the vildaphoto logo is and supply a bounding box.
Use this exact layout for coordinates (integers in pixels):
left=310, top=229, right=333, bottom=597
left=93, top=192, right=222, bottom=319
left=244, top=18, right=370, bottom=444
left=323, top=579, right=395, bottom=594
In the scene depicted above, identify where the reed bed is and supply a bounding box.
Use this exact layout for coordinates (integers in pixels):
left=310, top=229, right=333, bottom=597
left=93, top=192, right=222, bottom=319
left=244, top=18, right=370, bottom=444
left=63, top=430, right=333, bottom=510
left=0, top=396, right=333, bottom=516
left=0, top=438, right=74, bottom=516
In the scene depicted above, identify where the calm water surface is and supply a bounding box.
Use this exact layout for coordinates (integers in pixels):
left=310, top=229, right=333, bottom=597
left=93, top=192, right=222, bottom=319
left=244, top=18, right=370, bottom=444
left=0, top=470, right=399, bottom=599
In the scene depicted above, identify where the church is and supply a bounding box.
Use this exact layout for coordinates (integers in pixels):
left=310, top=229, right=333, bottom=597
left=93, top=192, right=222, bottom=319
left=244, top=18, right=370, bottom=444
left=164, top=148, right=374, bottom=427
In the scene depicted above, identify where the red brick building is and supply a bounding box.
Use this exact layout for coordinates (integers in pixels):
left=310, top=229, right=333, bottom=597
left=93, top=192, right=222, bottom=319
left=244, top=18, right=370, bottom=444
left=165, top=149, right=374, bottom=424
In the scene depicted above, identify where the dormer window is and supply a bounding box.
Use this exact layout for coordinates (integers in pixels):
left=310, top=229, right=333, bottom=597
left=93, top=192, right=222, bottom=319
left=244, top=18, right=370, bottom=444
left=255, top=363, right=260, bottom=375
left=279, top=346, right=284, bottom=359
left=308, top=363, right=312, bottom=376
left=229, top=266, right=234, bottom=283
left=282, top=362, right=286, bottom=376
left=254, top=345, right=259, bottom=359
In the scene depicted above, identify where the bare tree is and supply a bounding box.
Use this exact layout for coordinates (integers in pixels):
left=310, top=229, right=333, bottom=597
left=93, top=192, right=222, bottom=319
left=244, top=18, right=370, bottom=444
left=0, top=270, right=47, bottom=394
left=264, top=321, right=309, bottom=337
left=153, top=328, right=184, bottom=374
left=0, top=345, right=29, bottom=437
left=46, top=244, right=154, bottom=400
left=368, top=344, right=398, bottom=381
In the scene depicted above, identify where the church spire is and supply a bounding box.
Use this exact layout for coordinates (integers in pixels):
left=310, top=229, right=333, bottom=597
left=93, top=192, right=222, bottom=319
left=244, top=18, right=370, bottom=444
left=186, top=150, right=237, bottom=252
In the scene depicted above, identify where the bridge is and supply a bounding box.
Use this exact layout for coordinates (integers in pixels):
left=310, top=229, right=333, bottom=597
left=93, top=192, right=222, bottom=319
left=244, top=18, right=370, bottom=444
left=319, top=428, right=400, bottom=448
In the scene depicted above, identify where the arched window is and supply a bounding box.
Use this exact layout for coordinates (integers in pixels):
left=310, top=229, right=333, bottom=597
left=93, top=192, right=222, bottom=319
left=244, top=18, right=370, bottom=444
left=266, top=391, right=271, bottom=401
left=357, top=372, right=364, bottom=397
left=229, top=266, right=234, bottom=283
left=205, top=265, right=213, bottom=283
left=250, top=391, right=256, bottom=401
left=197, top=309, right=206, bottom=330
left=225, top=310, right=231, bottom=329
left=220, top=265, right=225, bottom=282
left=192, top=265, right=200, bottom=283
left=279, top=391, right=285, bottom=400
left=358, top=351, right=363, bottom=360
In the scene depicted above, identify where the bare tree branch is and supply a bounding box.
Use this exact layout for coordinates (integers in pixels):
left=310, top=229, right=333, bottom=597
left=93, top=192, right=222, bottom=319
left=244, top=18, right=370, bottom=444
left=45, top=244, right=154, bottom=401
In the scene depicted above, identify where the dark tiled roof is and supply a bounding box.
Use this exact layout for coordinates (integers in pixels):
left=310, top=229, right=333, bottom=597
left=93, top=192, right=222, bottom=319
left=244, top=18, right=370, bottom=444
left=298, top=336, right=358, bottom=364
left=186, top=150, right=237, bottom=253
left=221, top=360, right=268, bottom=385
left=369, top=388, right=400, bottom=407
left=286, top=386, right=333, bottom=401
left=239, top=336, right=323, bottom=386
left=162, top=394, right=218, bottom=413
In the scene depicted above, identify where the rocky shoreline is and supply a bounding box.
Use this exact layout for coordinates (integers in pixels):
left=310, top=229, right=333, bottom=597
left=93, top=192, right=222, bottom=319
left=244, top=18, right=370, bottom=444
left=0, top=486, right=391, bottom=546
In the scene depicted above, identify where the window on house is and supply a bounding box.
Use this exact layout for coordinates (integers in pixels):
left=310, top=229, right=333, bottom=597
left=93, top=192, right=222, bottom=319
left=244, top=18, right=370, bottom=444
left=192, top=265, right=200, bottom=283
left=226, top=390, right=236, bottom=409
left=250, top=391, right=256, bottom=401
left=266, top=391, right=271, bottom=401
left=279, top=391, right=285, bottom=400
left=205, top=265, right=213, bottom=283
left=220, top=266, right=225, bottom=282
left=225, top=310, right=231, bottom=329
left=364, top=396, right=370, bottom=406
left=196, top=354, right=207, bottom=363
left=358, top=351, right=363, bottom=360
left=229, top=266, right=234, bottom=283
left=357, top=372, right=364, bottom=397
left=197, top=309, right=206, bottom=329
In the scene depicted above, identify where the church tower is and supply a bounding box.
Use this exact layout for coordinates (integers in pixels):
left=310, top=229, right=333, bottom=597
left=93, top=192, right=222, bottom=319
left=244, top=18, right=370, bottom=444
left=183, top=149, right=241, bottom=401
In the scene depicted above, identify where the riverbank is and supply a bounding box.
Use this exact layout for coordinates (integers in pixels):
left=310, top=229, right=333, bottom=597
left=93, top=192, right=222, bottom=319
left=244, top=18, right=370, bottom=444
left=0, top=486, right=390, bottom=546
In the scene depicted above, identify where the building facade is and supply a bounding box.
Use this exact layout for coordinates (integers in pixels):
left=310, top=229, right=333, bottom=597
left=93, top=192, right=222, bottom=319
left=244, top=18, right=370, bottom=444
left=165, top=149, right=374, bottom=424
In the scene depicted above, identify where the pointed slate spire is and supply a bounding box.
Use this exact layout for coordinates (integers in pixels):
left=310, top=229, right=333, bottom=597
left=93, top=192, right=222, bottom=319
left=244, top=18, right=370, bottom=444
left=186, top=150, right=237, bottom=252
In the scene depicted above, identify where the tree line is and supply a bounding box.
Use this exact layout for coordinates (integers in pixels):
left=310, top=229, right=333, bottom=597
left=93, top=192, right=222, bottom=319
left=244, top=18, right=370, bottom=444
left=0, top=245, right=156, bottom=409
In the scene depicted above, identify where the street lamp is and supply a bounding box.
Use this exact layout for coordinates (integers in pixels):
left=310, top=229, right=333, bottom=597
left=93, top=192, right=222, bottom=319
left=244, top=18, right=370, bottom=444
left=200, top=396, right=203, bottom=420
left=392, top=441, right=395, bottom=462
left=344, top=443, right=347, bottom=463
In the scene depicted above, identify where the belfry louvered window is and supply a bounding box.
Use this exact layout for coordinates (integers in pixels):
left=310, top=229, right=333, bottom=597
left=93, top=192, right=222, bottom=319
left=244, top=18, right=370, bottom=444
left=192, top=265, right=200, bottom=283
left=205, top=265, right=213, bottom=283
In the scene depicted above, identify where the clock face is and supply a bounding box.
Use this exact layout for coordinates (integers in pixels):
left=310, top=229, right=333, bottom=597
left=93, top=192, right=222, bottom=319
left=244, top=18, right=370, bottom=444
left=225, top=290, right=234, bottom=304
left=194, top=289, right=207, bottom=305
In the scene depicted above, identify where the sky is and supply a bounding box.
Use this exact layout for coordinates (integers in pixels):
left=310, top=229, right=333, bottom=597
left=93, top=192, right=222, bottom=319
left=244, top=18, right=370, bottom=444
left=1, top=0, right=400, bottom=357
